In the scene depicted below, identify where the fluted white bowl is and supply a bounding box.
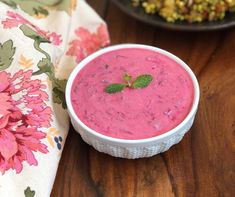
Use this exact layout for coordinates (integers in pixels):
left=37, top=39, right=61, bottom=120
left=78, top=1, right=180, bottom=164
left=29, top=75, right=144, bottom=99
left=66, top=44, right=200, bottom=159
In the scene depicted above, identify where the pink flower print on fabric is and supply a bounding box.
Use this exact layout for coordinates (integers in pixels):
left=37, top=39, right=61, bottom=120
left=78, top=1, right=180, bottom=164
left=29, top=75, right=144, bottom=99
left=2, top=11, right=62, bottom=46
left=0, top=70, right=52, bottom=174
left=1, top=10, right=29, bottom=28
left=66, top=23, right=110, bottom=63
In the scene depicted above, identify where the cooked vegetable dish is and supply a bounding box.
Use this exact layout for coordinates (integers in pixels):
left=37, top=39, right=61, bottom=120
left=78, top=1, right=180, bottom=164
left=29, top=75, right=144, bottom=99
left=131, top=0, right=235, bottom=22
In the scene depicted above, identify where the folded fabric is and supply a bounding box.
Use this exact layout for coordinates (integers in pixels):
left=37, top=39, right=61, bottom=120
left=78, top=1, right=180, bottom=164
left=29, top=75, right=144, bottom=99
left=0, top=0, right=109, bottom=196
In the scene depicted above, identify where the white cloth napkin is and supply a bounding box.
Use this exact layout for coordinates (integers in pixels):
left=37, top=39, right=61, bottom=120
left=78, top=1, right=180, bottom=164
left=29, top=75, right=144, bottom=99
left=0, top=1, right=109, bottom=196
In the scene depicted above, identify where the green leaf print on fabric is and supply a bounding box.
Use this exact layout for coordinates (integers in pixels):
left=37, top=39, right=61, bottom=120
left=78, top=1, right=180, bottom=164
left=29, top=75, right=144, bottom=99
left=33, top=58, right=67, bottom=108
left=20, top=24, right=50, bottom=43
left=52, top=78, right=67, bottom=108
left=19, top=24, right=67, bottom=109
left=0, top=39, right=16, bottom=71
left=24, top=187, right=35, bottom=197
left=1, top=0, right=17, bottom=8
left=33, top=58, right=54, bottom=75
left=0, top=0, right=76, bottom=16
left=20, top=25, right=51, bottom=59
left=1, top=0, right=49, bottom=17
left=35, top=0, right=61, bottom=6
left=53, top=0, right=77, bottom=15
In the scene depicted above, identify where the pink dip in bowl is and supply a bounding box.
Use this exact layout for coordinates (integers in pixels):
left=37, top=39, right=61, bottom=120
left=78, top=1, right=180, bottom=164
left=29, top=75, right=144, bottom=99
left=71, top=47, right=194, bottom=140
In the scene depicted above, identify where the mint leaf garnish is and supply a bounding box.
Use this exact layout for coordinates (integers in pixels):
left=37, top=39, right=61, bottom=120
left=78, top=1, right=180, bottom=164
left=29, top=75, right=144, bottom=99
left=132, top=74, right=153, bottom=89
left=104, top=73, right=153, bottom=94
left=105, top=84, right=126, bottom=93
left=123, top=73, right=132, bottom=87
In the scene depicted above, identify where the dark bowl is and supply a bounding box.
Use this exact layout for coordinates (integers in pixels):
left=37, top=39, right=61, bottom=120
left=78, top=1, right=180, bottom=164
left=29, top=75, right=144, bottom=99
left=111, top=0, right=235, bottom=31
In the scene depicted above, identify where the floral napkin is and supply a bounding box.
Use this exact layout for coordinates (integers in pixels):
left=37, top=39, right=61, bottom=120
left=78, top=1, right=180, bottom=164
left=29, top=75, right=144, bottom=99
left=0, top=0, right=109, bottom=196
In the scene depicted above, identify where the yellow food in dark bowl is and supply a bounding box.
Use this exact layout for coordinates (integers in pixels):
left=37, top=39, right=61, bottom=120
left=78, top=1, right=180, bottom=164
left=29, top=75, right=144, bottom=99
left=131, top=0, right=235, bottom=22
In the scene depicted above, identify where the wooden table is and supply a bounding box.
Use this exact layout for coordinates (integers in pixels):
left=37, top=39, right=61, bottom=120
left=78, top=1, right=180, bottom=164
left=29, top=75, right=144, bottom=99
left=52, top=1, right=235, bottom=196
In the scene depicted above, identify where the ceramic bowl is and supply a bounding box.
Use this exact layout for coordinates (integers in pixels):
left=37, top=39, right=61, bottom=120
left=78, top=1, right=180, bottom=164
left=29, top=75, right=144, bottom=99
left=66, top=44, right=200, bottom=159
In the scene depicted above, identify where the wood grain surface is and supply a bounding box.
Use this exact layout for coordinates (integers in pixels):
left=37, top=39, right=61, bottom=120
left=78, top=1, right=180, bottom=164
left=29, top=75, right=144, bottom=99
left=51, top=1, right=235, bottom=196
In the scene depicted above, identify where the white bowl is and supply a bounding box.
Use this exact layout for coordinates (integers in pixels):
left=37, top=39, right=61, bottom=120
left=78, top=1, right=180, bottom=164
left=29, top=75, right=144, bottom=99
left=66, top=44, right=200, bottom=159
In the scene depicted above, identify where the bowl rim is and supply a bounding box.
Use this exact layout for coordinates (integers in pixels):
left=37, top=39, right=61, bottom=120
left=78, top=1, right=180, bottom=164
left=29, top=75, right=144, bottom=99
left=66, top=44, right=200, bottom=145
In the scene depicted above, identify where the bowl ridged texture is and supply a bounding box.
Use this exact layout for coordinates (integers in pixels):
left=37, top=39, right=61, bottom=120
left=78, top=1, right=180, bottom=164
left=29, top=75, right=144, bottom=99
left=71, top=114, right=195, bottom=159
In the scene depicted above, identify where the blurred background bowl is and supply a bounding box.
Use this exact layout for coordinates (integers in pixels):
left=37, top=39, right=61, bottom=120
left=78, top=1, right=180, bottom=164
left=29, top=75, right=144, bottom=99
left=111, top=0, right=235, bottom=31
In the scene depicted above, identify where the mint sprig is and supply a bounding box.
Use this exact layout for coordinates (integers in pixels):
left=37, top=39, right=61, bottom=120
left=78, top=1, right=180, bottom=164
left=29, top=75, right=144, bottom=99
left=105, top=84, right=126, bottom=94
left=132, top=74, right=153, bottom=88
left=123, top=73, right=132, bottom=87
left=105, top=73, right=153, bottom=94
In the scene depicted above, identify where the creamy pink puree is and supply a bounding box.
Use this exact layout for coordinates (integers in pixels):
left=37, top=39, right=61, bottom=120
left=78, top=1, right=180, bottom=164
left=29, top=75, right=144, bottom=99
left=71, top=48, right=194, bottom=139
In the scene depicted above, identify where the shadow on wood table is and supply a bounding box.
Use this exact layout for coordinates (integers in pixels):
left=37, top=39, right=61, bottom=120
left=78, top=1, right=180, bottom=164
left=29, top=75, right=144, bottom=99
left=51, top=0, right=235, bottom=196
